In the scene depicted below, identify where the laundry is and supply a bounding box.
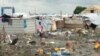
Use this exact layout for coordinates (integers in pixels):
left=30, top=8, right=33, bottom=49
left=1, top=14, right=11, bottom=22
left=23, top=19, right=27, bottom=28
left=1, top=14, right=12, bottom=25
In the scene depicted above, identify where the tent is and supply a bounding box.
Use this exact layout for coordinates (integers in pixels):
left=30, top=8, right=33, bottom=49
left=81, top=5, right=100, bottom=14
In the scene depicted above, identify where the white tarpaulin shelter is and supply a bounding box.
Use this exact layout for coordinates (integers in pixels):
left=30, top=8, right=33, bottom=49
left=82, top=13, right=100, bottom=28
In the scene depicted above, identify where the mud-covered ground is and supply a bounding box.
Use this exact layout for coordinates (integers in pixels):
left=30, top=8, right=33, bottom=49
left=0, top=32, right=100, bottom=56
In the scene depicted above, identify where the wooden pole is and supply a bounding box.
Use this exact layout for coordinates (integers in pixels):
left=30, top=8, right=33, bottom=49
left=2, top=25, right=6, bottom=42
left=60, top=10, right=63, bottom=31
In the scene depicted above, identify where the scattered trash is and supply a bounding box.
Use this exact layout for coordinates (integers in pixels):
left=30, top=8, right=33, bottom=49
left=28, top=41, right=36, bottom=45
left=94, top=42, right=100, bottom=50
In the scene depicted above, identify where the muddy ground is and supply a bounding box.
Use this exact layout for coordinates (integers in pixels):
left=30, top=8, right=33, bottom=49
left=0, top=33, right=100, bottom=56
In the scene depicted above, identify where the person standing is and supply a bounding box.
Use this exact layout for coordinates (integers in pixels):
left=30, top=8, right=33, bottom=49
left=37, top=22, right=44, bottom=37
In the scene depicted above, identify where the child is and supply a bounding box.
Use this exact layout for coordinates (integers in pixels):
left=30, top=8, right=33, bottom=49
left=37, top=22, right=44, bottom=37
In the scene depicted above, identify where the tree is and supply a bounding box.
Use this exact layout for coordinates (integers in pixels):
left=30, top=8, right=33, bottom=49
left=73, top=6, right=86, bottom=14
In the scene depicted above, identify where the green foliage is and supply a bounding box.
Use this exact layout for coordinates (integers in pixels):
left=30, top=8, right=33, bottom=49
left=74, top=6, right=86, bottom=14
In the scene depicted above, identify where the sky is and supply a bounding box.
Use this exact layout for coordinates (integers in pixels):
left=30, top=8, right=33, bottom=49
left=0, top=0, right=100, bottom=15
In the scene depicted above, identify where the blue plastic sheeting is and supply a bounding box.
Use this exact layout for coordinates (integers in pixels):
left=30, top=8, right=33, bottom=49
left=51, top=52, right=59, bottom=56
left=23, top=19, right=27, bottom=28
left=61, top=52, right=70, bottom=56
left=36, top=19, right=52, bottom=31
left=50, top=51, right=70, bottom=56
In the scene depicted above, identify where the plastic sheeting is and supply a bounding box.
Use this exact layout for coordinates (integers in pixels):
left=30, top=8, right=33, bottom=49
left=36, top=19, right=52, bottom=31
left=82, top=13, right=100, bottom=28
left=13, top=13, right=30, bottom=18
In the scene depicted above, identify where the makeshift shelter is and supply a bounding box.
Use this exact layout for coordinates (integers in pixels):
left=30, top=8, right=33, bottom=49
left=35, top=17, right=52, bottom=32
left=35, top=16, right=64, bottom=31
left=64, top=16, right=84, bottom=29
left=51, top=17, right=64, bottom=31
left=82, top=13, right=100, bottom=27
left=52, top=20, right=57, bottom=31
left=81, top=13, right=100, bottom=33
left=81, top=5, right=100, bottom=14
left=0, top=18, right=36, bottom=34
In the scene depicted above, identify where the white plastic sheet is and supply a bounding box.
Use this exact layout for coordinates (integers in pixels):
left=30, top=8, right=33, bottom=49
left=82, top=13, right=100, bottom=28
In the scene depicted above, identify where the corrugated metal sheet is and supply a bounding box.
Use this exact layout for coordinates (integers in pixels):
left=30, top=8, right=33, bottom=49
left=25, top=19, right=36, bottom=33
left=0, top=18, right=36, bottom=34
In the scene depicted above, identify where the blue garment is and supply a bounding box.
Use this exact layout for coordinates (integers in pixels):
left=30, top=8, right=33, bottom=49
left=51, top=52, right=59, bottom=56
left=23, top=19, right=27, bottom=28
left=61, top=51, right=70, bottom=56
